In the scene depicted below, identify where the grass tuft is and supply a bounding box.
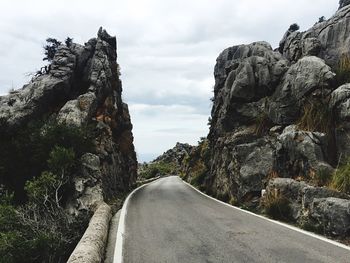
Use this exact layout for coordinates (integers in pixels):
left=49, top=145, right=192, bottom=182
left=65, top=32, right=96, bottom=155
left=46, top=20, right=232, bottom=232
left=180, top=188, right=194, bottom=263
left=262, top=190, right=292, bottom=221
left=331, top=158, right=350, bottom=194
left=297, top=99, right=332, bottom=133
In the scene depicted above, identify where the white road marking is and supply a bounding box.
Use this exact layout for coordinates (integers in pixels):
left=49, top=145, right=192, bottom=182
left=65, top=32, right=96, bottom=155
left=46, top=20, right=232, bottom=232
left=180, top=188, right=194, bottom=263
left=113, top=178, right=161, bottom=263
left=182, top=179, right=350, bottom=251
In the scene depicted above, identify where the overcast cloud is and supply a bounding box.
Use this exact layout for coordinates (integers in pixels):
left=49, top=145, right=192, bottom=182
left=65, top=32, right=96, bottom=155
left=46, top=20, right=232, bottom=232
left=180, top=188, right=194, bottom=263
left=0, top=0, right=339, bottom=161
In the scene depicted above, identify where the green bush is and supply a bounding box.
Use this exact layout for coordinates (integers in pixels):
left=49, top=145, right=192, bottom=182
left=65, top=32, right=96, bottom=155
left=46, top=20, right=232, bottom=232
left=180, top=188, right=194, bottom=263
left=0, top=120, right=94, bottom=202
left=331, top=158, right=350, bottom=194
left=139, top=162, right=175, bottom=179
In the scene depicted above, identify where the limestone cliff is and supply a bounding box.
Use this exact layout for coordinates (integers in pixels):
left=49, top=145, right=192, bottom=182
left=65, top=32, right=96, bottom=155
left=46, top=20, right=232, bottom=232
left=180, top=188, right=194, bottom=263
left=184, top=2, right=350, bottom=237
left=0, top=28, right=137, bottom=215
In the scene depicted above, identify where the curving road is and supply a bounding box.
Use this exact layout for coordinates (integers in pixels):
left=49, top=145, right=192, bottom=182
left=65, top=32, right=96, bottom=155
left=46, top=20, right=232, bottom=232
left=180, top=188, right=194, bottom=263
left=118, top=176, right=350, bottom=263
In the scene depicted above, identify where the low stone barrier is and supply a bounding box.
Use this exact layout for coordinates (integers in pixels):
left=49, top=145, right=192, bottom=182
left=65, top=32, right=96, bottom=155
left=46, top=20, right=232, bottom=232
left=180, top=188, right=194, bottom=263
left=67, top=202, right=112, bottom=263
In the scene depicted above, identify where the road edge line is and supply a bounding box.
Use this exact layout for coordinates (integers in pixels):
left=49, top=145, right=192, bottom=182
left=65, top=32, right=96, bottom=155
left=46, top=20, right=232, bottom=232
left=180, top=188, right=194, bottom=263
left=113, top=178, right=162, bottom=263
left=182, top=178, right=350, bottom=251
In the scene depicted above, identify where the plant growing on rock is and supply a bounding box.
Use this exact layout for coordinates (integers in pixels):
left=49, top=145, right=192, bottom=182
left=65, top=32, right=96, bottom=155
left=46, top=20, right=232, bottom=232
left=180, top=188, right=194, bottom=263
left=254, top=112, right=273, bottom=136
left=262, top=190, right=292, bottom=221
left=297, top=99, right=333, bottom=133
left=43, top=38, right=62, bottom=62
left=288, top=23, right=300, bottom=32
left=334, top=54, right=350, bottom=86
left=331, top=158, right=350, bottom=194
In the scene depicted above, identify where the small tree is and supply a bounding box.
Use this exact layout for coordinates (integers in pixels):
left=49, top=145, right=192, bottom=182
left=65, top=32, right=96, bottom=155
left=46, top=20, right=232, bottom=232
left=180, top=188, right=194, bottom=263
left=43, top=38, right=62, bottom=62
left=65, top=37, right=73, bottom=48
left=288, top=23, right=300, bottom=32
left=318, top=16, right=326, bottom=23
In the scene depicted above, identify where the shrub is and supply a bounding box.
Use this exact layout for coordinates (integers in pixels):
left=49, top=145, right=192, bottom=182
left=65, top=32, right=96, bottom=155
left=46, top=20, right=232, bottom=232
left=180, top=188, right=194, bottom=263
left=289, top=23, right=300, bottom=32
left=262, top=190, right=292, bottom=221
left=331, top=158, right=350, bottom=194
left=334, top=54, right=350, bottom=86
left=297, top=99, right=333, bottom=133
left=0, top=120, right=94, bottom=202
left=43, top=38, right=62, bottom=62
left=139, top=162, right=175, bottom=179
left=189, top=162, right=207, bottom=187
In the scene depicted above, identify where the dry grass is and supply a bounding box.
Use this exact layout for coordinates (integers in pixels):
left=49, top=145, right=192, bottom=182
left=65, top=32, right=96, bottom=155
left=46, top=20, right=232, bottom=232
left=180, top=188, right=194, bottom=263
left=262, top=189, right=292, bottom=221
left=297, top=99, right=332, bottom=133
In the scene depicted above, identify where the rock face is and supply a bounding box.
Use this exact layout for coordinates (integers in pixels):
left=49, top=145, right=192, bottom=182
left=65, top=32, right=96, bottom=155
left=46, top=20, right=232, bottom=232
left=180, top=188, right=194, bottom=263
left=266, top=178, right=349, bottom=235
left=279, top=4, right=350, bottom=68
left=153, top=142, right=194, bottom=166
left=182, top=2, right=350, bottom=237
left=0, top=28, right=137, bottom=216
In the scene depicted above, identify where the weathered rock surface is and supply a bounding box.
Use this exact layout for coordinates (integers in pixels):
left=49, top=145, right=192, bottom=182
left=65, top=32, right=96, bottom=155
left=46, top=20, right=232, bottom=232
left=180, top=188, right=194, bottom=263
left=153, top=142, right=194, bottom=165
left=279, top=4, right=350, bottom=68
left=308, top=197, right=350, bottom=236
left=268, top=57, right=334, bottom=125
left=0, top=28, right=137, bottom=216
left=274, top=125, right=333, bottom=179
left=178, top=1, right=350, bottom=237
left=266, top=178, right=350, bottom=234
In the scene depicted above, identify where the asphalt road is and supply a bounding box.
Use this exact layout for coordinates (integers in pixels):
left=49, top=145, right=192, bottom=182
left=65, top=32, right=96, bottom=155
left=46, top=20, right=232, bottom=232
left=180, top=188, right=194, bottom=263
left=121, top=176, right=350, bottom=263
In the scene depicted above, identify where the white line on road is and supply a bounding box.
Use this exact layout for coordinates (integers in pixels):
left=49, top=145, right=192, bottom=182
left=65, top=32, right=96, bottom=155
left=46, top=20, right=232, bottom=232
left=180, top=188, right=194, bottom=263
left=113, top=178, right=162, bottom=263
left=182, top=179, right=350, bottom=252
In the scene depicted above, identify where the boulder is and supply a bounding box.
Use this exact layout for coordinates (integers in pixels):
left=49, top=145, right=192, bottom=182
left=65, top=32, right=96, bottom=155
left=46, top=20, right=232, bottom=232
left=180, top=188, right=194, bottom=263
left=274, top=125, right=333, bottom=178
left=57, top=92, right=97, bottom=126
left=210, top=42, right=288, bottom=137
left=268, top=56, right=334, bottom=125
left=330, top=84, right=350, bottom=159
left=309, top=197, right=350, bottom=236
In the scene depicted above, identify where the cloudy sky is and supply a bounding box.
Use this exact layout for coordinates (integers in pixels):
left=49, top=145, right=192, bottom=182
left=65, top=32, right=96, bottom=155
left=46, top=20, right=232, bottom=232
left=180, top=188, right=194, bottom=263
left=0, top=0, right=339, bottom=161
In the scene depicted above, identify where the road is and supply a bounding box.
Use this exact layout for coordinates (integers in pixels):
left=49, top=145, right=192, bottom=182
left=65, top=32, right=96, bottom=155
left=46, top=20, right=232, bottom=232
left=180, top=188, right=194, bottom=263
left=120, top=176, right=350, bottom=263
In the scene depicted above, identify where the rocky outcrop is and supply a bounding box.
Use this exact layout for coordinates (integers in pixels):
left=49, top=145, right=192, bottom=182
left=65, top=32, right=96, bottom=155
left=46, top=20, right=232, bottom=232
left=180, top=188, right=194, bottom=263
left=153, top=142, right=194, bottom=167
left=339, top=0, right=350, bottom=10
left=181, top=1, right=350, bottom=237
left=266, top=178, right=350, bottom=236
left=0, top=28, right=137, bottom=216
left=273, top=125, right=333, bottom=179
left=268, top=57, right=334, bottom=125
left=279, top=4, right=350, bottom=68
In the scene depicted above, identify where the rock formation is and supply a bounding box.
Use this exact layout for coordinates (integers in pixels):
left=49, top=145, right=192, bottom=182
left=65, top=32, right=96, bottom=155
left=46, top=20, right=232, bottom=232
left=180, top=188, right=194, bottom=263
left=182, top=1, right=350, bottom=237
left=0, top=28, right=137, bottom=216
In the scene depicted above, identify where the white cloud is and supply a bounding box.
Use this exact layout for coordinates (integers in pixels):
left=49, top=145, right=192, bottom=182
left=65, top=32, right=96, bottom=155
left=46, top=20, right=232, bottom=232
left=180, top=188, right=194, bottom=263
left=0, top=0, right=340, bottom=160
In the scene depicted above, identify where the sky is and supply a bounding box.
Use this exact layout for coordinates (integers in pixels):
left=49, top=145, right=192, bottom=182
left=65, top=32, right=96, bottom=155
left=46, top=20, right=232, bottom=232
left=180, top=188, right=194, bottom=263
left=0, top=0, right=339, bottom=162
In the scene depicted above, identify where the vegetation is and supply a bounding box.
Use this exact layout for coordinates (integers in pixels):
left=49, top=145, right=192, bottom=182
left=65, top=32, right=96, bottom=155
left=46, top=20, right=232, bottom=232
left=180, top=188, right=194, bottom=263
left=297, top=99, right=333, bottom=133
left=318, top=16, right=326, bottom=23
left=43, top=38, right=62, bottom=62
left=183, top=138, right=210, bottom=191
left=139, top=161, right=175, bottom=179
left=0, top=119, right=94, bottom=202
left=309, top=168, right=332, bottom=187
left=288, top=23, right=300, bottom=32
left=0, top=119, right=94, bottom=262
left=331, top=158, right=350, bottom=194
left=333, top=54, right=350, bottom=87
left=262, top=190, right=292, bottom=221
left=254, top=112, right=272, bottom=136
